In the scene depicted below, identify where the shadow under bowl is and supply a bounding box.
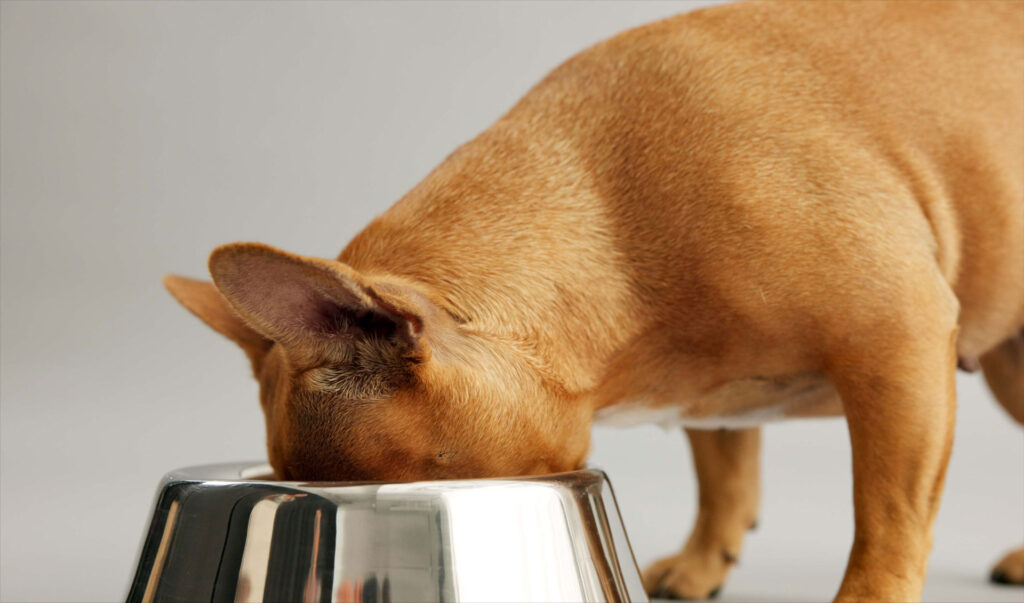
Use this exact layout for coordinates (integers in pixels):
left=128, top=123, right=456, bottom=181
left=126, top=461, right=648, bottom=602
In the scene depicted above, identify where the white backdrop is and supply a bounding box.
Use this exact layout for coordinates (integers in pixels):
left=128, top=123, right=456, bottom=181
left=2, top=2, right=1021, bottom=602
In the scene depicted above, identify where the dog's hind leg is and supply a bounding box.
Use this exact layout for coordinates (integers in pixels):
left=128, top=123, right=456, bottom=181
left=980, top=332, right=1024, bottom=585
left=642, top=427, right=760, bottom=600
left=981, top=331, right=1024, bottom=423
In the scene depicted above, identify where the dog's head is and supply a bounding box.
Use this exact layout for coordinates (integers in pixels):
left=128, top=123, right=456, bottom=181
left=165, top=243, right=590, bottom=481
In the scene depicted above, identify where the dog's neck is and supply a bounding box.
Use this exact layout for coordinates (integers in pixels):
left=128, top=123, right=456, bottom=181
left=339, top=124, right=645, bottom=397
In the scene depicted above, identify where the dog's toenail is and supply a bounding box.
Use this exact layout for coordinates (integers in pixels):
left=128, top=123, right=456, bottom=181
left=749, top=519, right=759, bottom=531
left=990, top=569, right=1012, bottom=585
left=708, top=585, right=722, bottom=599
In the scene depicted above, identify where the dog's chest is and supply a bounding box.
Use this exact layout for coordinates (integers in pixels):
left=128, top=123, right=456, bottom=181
left=594, top=372, right=840, bottom=429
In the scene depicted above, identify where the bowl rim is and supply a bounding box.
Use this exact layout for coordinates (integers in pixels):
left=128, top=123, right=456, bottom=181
left=164, top=460, right=610, bottom=489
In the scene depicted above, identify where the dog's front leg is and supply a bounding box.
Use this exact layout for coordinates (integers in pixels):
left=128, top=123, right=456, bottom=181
left=831, top=318, right=958, bottom=601
left=643, top=427, right=760, bottom=600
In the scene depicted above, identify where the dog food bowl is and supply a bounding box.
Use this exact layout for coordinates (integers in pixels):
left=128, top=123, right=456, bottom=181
left=126, top=461, right=648, bottom=602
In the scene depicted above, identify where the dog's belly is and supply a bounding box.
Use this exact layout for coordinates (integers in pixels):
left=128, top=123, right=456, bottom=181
left=594, top=372, right=842, bottom=429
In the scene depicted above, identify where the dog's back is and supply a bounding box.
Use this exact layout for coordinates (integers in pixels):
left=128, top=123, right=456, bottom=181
left=344, top=1, right=1023, bottom=382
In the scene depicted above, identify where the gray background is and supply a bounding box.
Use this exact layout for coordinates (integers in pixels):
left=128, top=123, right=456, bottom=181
left=1, top=2, right=1021, bottom=602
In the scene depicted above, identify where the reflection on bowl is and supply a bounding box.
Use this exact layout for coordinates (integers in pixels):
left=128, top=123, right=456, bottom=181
left=126, top=461, right=648, bottom=602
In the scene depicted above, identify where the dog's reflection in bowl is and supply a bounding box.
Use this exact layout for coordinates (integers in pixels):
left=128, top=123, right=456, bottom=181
left=126, top=461, right=647, bottom=603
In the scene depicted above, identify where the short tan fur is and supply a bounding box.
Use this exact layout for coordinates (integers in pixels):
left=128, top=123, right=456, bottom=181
left=166, top=2, right=1024, bottom=600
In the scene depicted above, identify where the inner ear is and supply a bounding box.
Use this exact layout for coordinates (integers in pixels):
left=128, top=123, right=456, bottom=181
left=208, top=242, right=423, bottom=356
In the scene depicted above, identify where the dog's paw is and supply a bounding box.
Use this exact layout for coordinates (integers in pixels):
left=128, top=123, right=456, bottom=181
left=991, top=547, right=1024, bottom=585
left=642, top=550, right=730, bottom=600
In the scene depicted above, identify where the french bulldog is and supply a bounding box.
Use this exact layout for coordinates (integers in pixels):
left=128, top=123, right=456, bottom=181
left=165, top=2, right=1023, bottom=600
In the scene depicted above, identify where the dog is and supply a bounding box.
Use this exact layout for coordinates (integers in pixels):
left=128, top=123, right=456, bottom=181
left=164, top=1, right=1023, bottom=600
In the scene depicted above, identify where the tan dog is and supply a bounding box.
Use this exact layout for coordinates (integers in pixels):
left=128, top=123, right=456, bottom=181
left=164, top=2, right=1023, bottom=601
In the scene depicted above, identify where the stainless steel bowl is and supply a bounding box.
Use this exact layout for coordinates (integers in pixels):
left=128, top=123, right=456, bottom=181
left=126, top=461, right=648, bottom=603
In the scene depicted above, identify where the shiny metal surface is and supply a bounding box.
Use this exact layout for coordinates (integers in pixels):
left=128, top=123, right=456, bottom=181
left=126, top=462, right=648, bottom=603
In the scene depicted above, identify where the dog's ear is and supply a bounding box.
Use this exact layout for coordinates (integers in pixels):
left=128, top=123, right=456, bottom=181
left=207, top=243, right=427, bottom=363
left=163, top=274, right=273, bottom=366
